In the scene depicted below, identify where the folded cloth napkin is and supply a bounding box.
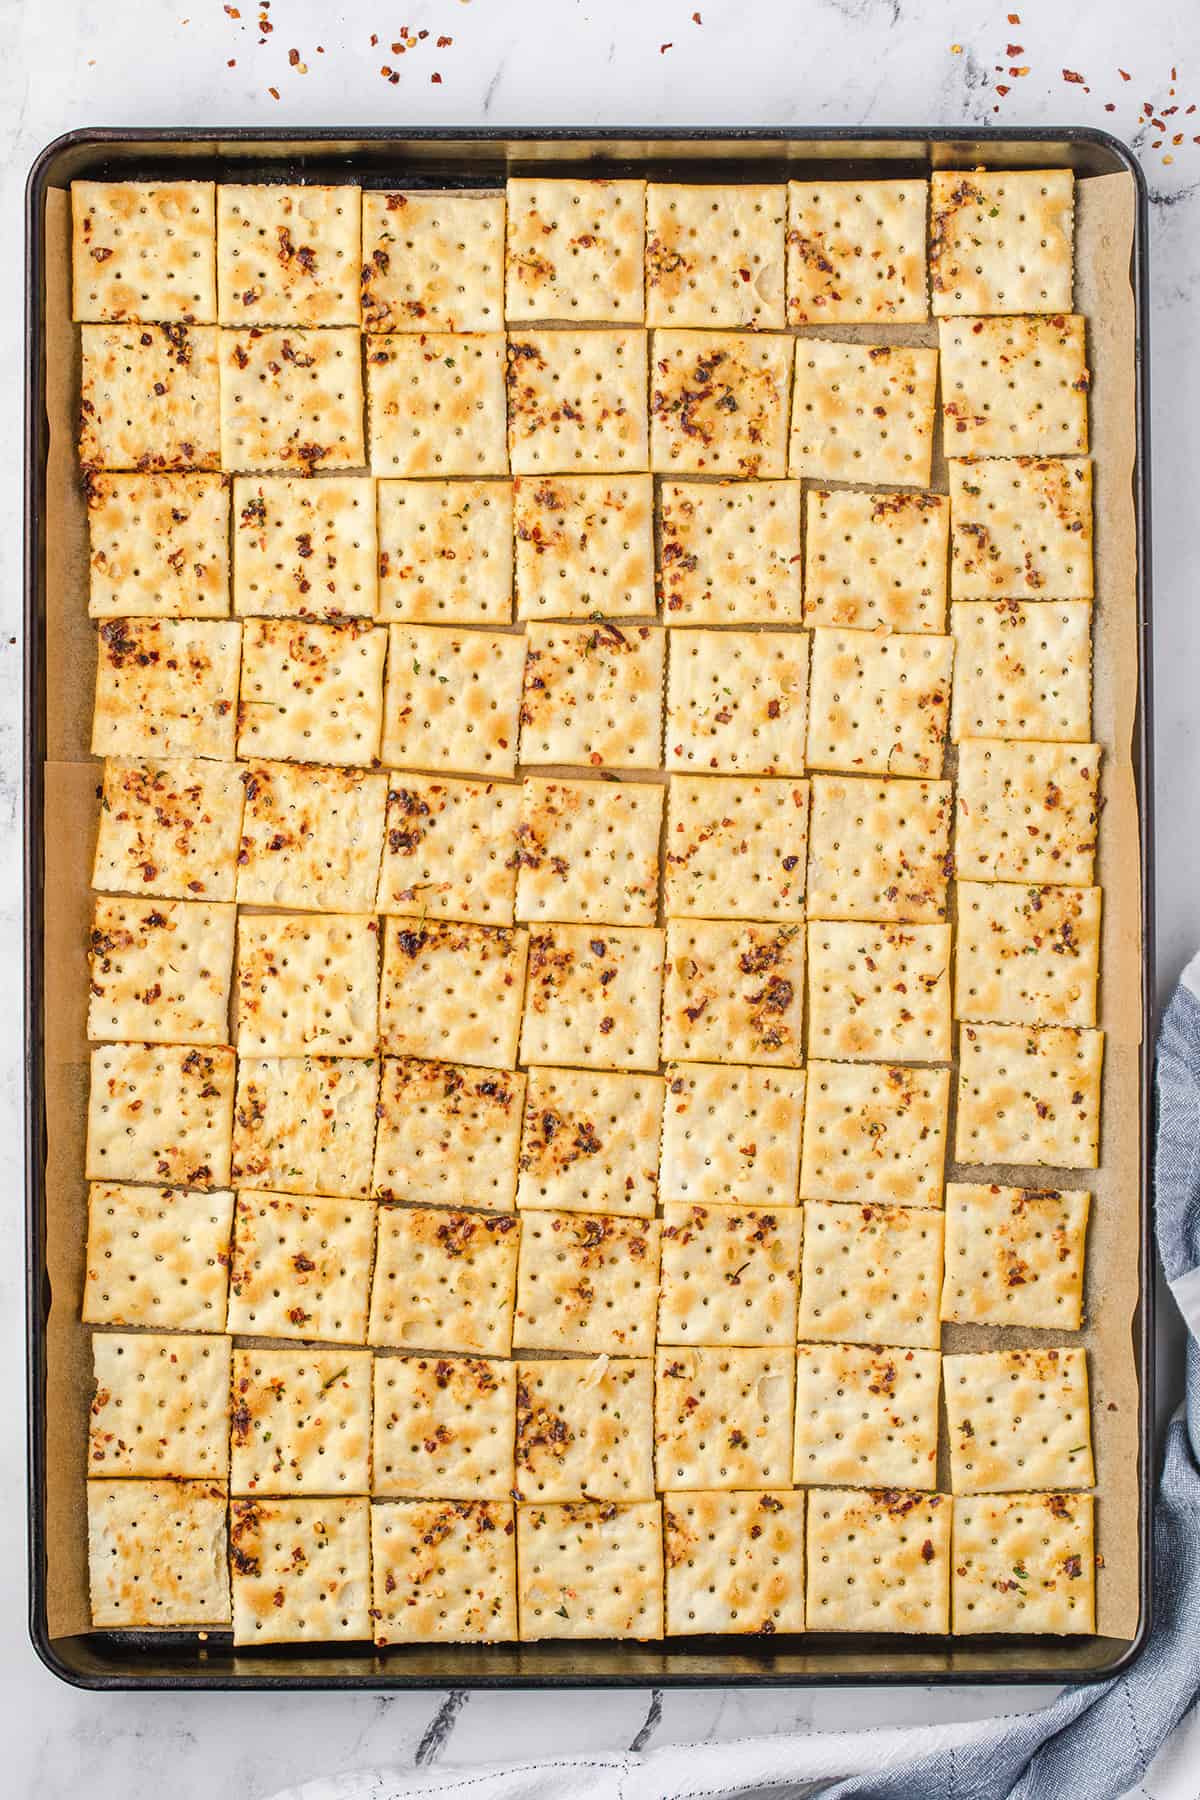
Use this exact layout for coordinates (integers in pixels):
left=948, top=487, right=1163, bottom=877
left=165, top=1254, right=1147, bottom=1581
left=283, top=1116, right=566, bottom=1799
left=267, top=960, right=1200, bottom=1800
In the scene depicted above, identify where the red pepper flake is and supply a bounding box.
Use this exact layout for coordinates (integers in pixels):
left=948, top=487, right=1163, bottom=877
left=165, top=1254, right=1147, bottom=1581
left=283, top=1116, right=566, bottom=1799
left=1007, top=10, right=1020, bottom=19
left=1063, top=70, right=1088, bottom=90
left=1104, top=102, right=1114, bottom=111
left=692, top=9, right=702, bottom=19
left=660, top=41, right=673, bottom=53
left=1119, top=68, right=1131, bottom=81
left=227, top=56, right=236, bottom=66
left=1006, top=42, right=1023, bottom=54
left=437, top=34, right=453, bottom=46
left=1009, top=66, right=1029, bottom=78
left=224, top=3, right=240, bottom=13
left=431, top=71, right=442, bottom=83
left=996, top=84, right=1011, bottom=97
left=370, top=31, right=378, bottom=45
left=267, top=85, right=279, bottom=99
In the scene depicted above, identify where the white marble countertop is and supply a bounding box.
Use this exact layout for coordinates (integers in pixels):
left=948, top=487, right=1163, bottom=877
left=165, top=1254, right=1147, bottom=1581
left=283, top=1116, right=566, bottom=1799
left=3, top=0, right=1198, bottom=1792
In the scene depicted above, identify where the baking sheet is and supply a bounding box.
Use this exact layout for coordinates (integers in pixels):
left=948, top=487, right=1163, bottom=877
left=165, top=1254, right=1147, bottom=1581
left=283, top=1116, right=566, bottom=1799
left=36, top=164, right=1144, bottom=1647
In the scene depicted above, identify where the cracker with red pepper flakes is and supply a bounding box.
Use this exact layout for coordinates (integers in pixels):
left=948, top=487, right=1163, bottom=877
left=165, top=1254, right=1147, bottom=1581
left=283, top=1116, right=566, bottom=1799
left=512, top=1209, right=661, bottom=1355
left=938, top=314, right=1089, bottom=457
left=377, top=479, right=513, bottom=624
left=92, top=756, right=246, bottom=903
left=372, top=1057, right=525, bottom=1211
left=231, top=1054, right=379, bottom=1198
left=220, top=328, right=365, bottom=473
left=654, top=1347, right=794, bottom=1491
left=807, top=921, right=951, bottom=1063
left=83, top=1181, right=235, bottom=1332
left=87, top=471, right=230, bottom=618
left=789, top=340, right=937, bottom=487
left=955, top=1023, right=1105, bottom=1170
left=92, top=617, right=241, bottom=761
left=520, top=621, right=665, bottom=771
left=217, top=184, right=361, bottom=328
left=505, top=178, right=646, bottom=324
left=73, top=180, right=217, bottom=324
left=665, top=774, right=809, bottom=922
left=380, top=919, right=528, bottom=1069
left=944, top=1348, right=1094, bottom=1496
left=949, top=456, right=1094, bottom=599
left=803, top=488, right=949, bottom=634
left=786, top=178, right=928, bottom=326
left=666, top=629, right=809, bottom=777
left=367, top=332, right=508, bottom=477
left=517, top=1500, right=662, bottom=1640
left=86, top=1042, right=235, bottom=1189
left=232, top=475, right=377, bottom=620
left=793, top=1344, right=940, bottom=1490
left=950, top=600, right=1093, bottom=744
left=362, top=190, right=505, bottom=333
left=515, top=776, right=663, bottom=927
left=930, top=169, right=1075, bottom=318
left=796, top=1200, right=944, bottom=1350
left=376, top=774, right=519, bottom=925
left=368, top=1206, right=521, bottom=1356
left=520, top=924, right=666, bottom=1073
left=234, top=912, right=379, bottom=1058
left=226, top=1189, right=377, bottom=1343
left=951, top=1492, right=1094, bottom=1635
left=231, top=1495, right=371, bottom=1645
left=646, top=183, right=786, bottom=330
left=954, top=881, right=1102, bottom=1029
left=799, top=1062, right=949, bottom=1211
left=513, top=473, right=654, bottom=620
left=507, top=329, right=649, bottom=474
left=79, top=323, right=221, bottom=471
left=237, top=618, right=384, bottom=767
left=89, top=1332, right=232, bottom=1480
left=940, top=1182, right=1090, bottom=1331
left=88, top=894, right=234, bottom=1047
left=659, top=479, right=803, bottom=625
left=806, top=626, right=952, bottom=781
left=373, top=1355, right=517, bottom=1500
left=658, top=1202, right=802, bottom=1348
left=514, top=1357, right=654, bottom=1501
left=664, top=1488, right=806, bottom=1636
left=382, top=623, right=524, bottom=778
left=517, top=1067, right=663, bottom=1219
left=372, top=1498, right=517, bottom=1643
left=659, top=1063, right=806, bottom=1211
left=806, top=774, right=952, bottom=925
left=807, top=1488, right=950, bottom=1632
left=955, top=738, right=1100, bottom=885
left=229, top=1348, right=372, bottom=1497
left=236, top=761, right=387, bottom=914
left=661, top=920, right=806, bottom=1068
left=88, top=1479, right=231, bottom=1629
left=649, top=329, right=793, bottom=477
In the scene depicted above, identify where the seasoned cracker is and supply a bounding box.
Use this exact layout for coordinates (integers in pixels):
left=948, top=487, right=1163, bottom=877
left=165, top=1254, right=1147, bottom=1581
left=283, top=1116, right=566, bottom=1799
left=521, top=924, right=665, bottom=1073
left=659, top=480, right=803, bottom=624
left=373, top=1355, right=517, bottom=1500
left=793, top=1343, right=940, bottom=1490
left=664, top=775, right=809, bottom=922
left=219, top=327, right=365, bottom=472
left=382, top=624, right=525, bottom=778
left=799, top=1062, right=950, bottom=1211
left=376, top=774, right=519, bottom=924
left=659, top=1063, right=806, bottom=1211
left=371, top=1499, right=517, bottom=1643
left=649, top=330, right=793, bottom=476
left=232, top=475, right=377, bottom=620
left=658, top=1202, right=802, bottom=1347
left=950, top=600, right=1093, bottom=743
left=661, top=920, right=806, bottom=1068
left=955, top=1023, right=1105, bottom=1169
left=664, top=1489, right=805, bottom=1636
left=803, top=489, right=949, bottom=634
left=806, top=627, right=953, bottom=780
left=646, top=183, right=786, bottom=329
left=505, top=177, right=645, bottom=323
left=806, top=921, right=951, bottom=1063
left=230, top=1496, right=371, bottom=1644
left=236, top=761, right=387, bottom=913
left=514, top=777, right=663, bottom=926
left=230, top=1348, right=372, bottom=1495
left=92, top=756, right=246, bottom=902
left=519, top=621, right=665, bottom=770
left=515, top=1358, right=654, bottom=1501
left=506, top=329, right=648, bottom=473
left=654, top=1348, right=794, bottom=1491
left=666, top=629, right=809, bottom=776
left=930, top=169, right=1075, bottom=316
left=786, top=178, right=928, bottom=324
left=949, top=457, right=1094, bottom=599
left=231, top=1055, right=379, bottom=1197
left=952, top=1492, right=1094, bottom=1634
left=362, top=190, right=505, bottom=331
left=92, top=618, right=241, bottom=761
left=88, top=895, right=234, bottom=1047
left=73, top=180, right=217, bottom=323
left=806, top=774, right=952, bottom=924
left=82, top=1182, right=234, bottom=1332
left=939, top=314, right=1089, bottom=456
left=88, top=1479, right=230, bottom=1628
left=86, top=1043, right=235, bottom=1189
left=379, top=919, right=528, bottom=1069
left=227, top=1189, right=377, bottom=1343
left=940, top=1182, right=1090, bottom=1330
left=368, top=1206, right=520, bottom=1355
left=377, top=479, right=513, bottom=624
left=954, top=881, right=1102, bottom=1028
left=944, top=1348, right=1093, bottom=1495
left=807, top=1488, right=950, bottom=1632
left=513, top=473, right=654, bottom=619
left=955, top=739, right=1101, bottom=885
left=517, top=1500, right=663, bottom=1640
left=796, top=1200, right=944, bottom=1350
left=79, top=323, right=221, bottom=471
left=367, top=332, right=508, bottom=477
left=217, top=184, right=360, bottom=326
left=87, top=471, right=230, bottom=618
left=512, top=1210, right=661, bottom=1355
left=517, top=1067, right=663, bottom=1218
left=789, top=340, right=937, bottom=487
left=237, top=618, right=385, bottom=767
left=372, top=1057, right=525, bottom=1210
left=235, top=912, right=379, bottom=1057
left=89, top=1332, right=232, bottom=1480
